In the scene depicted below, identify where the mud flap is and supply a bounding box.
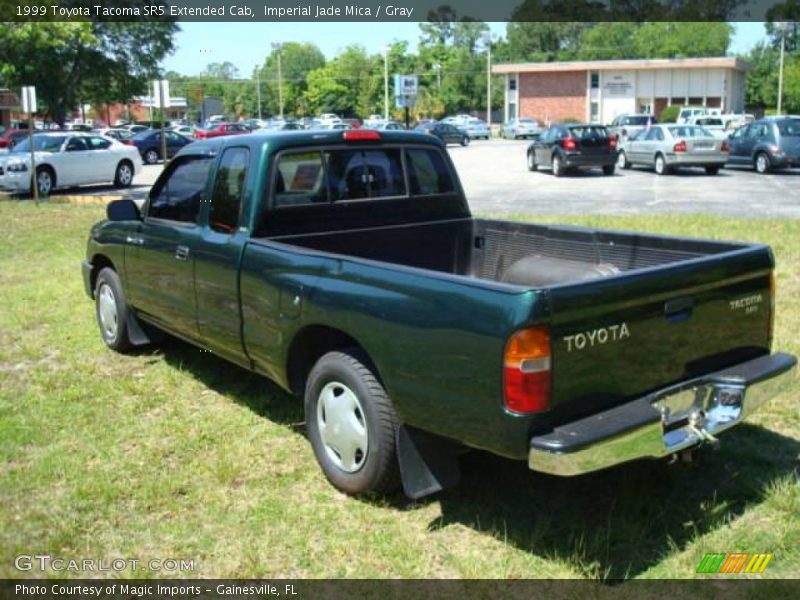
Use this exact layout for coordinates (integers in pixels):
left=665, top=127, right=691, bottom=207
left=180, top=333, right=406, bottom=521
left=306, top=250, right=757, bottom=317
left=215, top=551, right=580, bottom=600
left=126, top=311, right=160, bottom=346
left=396, top=425, right=461, bottom=499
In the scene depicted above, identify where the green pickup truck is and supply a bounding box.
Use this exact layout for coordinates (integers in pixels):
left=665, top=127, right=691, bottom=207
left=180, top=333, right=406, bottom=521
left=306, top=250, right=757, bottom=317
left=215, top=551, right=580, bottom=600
left=82, top=129, right=796, bottom=498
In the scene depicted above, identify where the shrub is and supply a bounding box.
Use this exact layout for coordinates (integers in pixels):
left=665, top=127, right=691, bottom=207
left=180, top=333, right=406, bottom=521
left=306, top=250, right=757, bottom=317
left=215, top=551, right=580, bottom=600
left=659, top=105, right=681, bottom=123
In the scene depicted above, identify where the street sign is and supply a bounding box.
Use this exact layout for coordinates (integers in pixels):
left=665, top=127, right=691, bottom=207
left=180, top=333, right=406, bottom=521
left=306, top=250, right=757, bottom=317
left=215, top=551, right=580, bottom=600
left=21, top=86, right=37, bottom=114
left=151, top=79, right=171, bottom=108
left=394, top=74, right=418, bottom=109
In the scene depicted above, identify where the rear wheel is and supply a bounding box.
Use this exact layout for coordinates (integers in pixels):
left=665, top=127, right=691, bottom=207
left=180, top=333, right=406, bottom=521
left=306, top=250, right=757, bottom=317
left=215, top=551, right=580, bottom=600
left=705, top=165, right=720, bottom=175
left=305, top=350, right=399, bottom=496
left=754, top=152, right=770, bottom=174
left=617, top=150, right=631, bottom=169
left=552, top=154, right=564, bottom=177
left=114, top=161, right=134, bottom=188
left=654, top=153, right=669, bottom=175
left=527, top=151, right=538, bottom=172
left=602, top=164, right=615, bottom=176
left=460, top=136, right=470, bottom=147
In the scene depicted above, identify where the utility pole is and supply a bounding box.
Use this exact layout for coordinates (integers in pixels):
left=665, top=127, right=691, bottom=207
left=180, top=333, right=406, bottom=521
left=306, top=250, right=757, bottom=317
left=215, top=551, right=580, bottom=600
left=384, top=45, right=390, bottom=120
left=433, top=64, right=441, bottom=89
left=777, top=22, right=789, bottom=116
left=272, top=43, right=284, bottom=119
left=256, top=69, right=262, bottom=120
left=484, top=32, right=493, bottom=128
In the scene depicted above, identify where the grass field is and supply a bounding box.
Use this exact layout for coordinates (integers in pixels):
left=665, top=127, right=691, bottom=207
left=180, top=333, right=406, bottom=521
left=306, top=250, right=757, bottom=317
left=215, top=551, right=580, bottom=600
left=0, top=201, right=797, bottom=580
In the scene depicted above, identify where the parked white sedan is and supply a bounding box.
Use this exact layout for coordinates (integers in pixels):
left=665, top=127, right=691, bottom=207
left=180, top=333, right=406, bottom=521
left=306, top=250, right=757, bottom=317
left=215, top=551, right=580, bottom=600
left=0, top=132, right=142, bottom=196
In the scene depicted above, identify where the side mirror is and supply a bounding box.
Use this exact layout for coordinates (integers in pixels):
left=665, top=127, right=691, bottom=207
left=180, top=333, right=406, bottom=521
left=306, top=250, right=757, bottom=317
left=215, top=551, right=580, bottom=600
left=106, top=199, right=141, bottom=221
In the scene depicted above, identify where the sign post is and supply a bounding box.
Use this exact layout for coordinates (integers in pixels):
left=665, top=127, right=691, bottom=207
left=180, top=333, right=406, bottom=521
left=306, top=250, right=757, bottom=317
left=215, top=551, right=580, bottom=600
left=21, top=86, right=38, bottom=204
left=152, top=79, right=171, bottom=166
left=394, top=75, right=418, bottom=129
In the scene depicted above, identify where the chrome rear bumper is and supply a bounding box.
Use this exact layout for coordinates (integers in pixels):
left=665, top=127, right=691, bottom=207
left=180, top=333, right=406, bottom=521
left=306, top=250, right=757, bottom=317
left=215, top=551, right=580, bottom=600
left=528, top=353, right=796, bottom=476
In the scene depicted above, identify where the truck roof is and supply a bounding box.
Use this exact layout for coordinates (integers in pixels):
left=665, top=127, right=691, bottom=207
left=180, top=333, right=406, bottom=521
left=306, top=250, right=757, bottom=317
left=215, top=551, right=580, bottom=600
left=177, top=129, right=446, bottom=158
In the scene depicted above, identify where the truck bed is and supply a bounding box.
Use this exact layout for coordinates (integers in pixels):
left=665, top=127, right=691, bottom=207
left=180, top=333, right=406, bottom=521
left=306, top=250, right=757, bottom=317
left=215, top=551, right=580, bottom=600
left=263, top=217, right=751, bottom=288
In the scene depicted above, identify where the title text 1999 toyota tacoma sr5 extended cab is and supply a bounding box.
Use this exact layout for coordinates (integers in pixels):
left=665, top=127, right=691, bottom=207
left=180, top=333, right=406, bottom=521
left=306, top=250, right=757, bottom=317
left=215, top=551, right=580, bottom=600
left=83, top=129, right=796, bottom=498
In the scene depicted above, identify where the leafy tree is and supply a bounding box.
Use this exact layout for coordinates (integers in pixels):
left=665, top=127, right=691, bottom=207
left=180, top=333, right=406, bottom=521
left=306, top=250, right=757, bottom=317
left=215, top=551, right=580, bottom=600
left=0, top=19, right=178, bottom=124
left=258, top=42, right=325, bottom=116
left=304, top=46, right=378, bottom=117
left=504, top=22, right=589, bottom=62
left=419, top=6, right=458, bottom=46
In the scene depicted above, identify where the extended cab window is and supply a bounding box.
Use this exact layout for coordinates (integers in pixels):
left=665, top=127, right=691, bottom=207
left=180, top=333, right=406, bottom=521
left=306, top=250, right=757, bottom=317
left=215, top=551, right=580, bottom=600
left=273, top=151, right=326, bottom=207
left=148, top=156, right=213, bottom=223
left=210, top=147, right=249, bottom=233
left=406, top=148, right=455, bottom=195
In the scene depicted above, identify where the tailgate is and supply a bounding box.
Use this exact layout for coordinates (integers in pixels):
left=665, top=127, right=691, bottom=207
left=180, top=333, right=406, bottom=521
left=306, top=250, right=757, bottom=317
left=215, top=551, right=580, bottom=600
left=545, top=245, right=774, bottom=424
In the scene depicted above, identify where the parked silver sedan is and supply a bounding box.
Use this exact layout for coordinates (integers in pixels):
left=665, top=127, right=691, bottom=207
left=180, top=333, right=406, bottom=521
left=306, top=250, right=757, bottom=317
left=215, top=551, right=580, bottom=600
left=617, top=124, right=729, bottom=175
left=503, top=118, right=542, bottom=140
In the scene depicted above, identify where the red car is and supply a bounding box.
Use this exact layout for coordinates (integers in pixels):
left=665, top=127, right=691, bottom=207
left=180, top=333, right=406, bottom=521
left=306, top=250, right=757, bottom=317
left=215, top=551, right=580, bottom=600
left=343, top=118, right=362, bottom=129
left=0, top=127, right=27, bottom=150
left=194, top=122, right=250, bottom=140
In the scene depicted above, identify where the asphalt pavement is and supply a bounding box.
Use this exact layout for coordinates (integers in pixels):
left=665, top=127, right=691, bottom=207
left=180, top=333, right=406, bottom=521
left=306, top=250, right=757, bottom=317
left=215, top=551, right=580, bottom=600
left=10, top=139, right=800, bottom=219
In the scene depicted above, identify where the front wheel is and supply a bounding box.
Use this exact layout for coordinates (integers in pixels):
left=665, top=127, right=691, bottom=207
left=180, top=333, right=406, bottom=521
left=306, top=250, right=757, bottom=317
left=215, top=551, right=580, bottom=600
left=527, top=151, right=538, bottom=171
left=305, top=350, right=399, bottom=496
left=94, top=267, right=133, bottom=352
left=34, top=167, right=54, bottom=197
left=144, top=149, right=159, bottom=165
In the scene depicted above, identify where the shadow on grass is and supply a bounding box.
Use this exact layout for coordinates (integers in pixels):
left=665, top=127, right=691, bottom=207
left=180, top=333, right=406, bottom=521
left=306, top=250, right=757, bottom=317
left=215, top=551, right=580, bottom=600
left=153, top=336, right=304, bottom=428
left=148, top=336, right=797, bottom=579
left=431, top=424, right=799, bottom=579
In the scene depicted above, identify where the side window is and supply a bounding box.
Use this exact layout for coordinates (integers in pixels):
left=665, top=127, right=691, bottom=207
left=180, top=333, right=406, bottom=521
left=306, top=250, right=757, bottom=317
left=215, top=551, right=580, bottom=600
left=273, top=151, right=326, bottom=207
left=88, top=136, right=111, bottom=150
left=148, top=156, right=213, bottom=223
left=66, top=137, right=88, bottom=152
left=406, top=148, right=455, bottom=196
left=210, top=147, right=249, bottom=233
left=326, top=148, right=406, bottom=201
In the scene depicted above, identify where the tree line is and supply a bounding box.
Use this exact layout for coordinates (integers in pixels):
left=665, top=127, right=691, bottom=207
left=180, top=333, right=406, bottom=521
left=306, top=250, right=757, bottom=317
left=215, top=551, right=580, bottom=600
left=1, top=20, right=798, bottom=125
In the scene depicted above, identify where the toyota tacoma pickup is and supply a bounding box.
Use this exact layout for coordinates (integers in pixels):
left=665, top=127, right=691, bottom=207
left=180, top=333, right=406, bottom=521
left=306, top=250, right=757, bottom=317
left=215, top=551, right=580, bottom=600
left=82, top=129, right=796, bottom=498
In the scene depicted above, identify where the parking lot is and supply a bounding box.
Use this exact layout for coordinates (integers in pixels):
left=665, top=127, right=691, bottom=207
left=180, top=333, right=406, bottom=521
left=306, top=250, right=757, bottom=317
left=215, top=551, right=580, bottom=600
left=9, top=138, right=800, bottom=219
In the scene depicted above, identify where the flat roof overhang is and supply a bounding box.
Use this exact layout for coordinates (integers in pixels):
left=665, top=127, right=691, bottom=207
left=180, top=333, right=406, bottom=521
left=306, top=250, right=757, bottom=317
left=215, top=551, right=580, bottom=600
left=493, top=56, right=752, bottom=75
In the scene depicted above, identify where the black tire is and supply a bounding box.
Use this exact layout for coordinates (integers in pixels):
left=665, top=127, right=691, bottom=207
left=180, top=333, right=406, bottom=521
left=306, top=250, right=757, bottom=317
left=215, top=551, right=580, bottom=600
left=602, top=164, right=615, bottom=176
left=144, top=149, right=159, bottom=165
left=527, top=151, right=538, bottom=172
left=460, top=136, right=470, bottom=147
left=305, top=349, right=399, bottom=496
left=552, top=154, right=564, bottom=177
left=114, top=160, right=134, bottom=188
left=705, top=165, right=720, bottom=175
left=94, top=267, right=133, bottom=352
left=617, top=150, right=631, bottom=169
left=654, top=153, right=669, bottom=175
left=754, top=152, right=770, bottom=174
left=34, top=166, right=55, bottom=197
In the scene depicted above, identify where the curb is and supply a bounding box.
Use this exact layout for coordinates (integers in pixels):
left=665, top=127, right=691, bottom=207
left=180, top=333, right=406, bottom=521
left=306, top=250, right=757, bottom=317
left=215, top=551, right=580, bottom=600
left=0, top=193, right=123, bottom=205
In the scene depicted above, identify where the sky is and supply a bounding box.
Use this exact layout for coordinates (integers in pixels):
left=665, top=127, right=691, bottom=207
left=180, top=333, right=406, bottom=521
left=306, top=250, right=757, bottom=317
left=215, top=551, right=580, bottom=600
left=161, top=21, right=768, bottom=77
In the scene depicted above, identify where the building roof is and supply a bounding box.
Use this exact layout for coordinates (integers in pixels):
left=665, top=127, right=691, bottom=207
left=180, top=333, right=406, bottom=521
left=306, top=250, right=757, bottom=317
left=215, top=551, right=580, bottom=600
left=493, top=56, right=751, bottom=75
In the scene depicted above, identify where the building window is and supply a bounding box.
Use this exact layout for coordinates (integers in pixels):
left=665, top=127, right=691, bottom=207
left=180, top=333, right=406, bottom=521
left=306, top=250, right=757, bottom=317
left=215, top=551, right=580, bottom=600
left=590, top=102, right=599, bottom=122
left=508, top=102, right=517, bottom=120
left=590, top=71, right=599, bottom=89
left=509, top=77, right=517, bottom=91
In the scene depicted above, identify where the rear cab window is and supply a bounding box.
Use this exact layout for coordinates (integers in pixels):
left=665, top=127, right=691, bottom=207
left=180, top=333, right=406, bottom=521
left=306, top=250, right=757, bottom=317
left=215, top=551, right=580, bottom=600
left=271, top=145, right=455, bottom=208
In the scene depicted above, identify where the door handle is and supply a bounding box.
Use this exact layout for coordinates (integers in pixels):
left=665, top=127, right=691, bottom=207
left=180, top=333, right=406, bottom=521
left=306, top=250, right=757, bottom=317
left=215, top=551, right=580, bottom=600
left=175, top=245, right=190, bottom=261
left=125, top=235, right=144, bottom=246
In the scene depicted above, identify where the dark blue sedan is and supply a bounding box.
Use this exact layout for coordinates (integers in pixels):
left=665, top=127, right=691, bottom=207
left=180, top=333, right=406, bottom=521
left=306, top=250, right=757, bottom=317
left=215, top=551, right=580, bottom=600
left=132, top=129, right=192, bottom=165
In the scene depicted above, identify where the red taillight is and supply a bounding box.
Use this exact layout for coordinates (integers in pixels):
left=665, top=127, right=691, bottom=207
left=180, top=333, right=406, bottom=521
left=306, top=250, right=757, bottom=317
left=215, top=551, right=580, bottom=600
left=609, top=137, right=617, bottom=151
left=720, top=140, right=729, bottom=152
left=343, top=129, right=381, bottom=141
left=122, top=140, right=133, bottom=146
left=561, top=137, right=577, bottom=151
left=673, top=140, right=687, bottom=153
left=503, top=327, right=552, bottom=414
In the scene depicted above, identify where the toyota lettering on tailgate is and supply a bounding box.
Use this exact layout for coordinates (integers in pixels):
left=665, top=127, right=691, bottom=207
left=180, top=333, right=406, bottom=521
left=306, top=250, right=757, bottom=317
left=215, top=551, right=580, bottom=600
left=563, top=323, right=630, bottom=352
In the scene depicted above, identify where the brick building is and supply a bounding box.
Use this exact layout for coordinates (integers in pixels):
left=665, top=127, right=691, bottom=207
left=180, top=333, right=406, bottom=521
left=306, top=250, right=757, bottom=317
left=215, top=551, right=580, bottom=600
left=0, top=89, right=20, bottom=128
left=493, top=57, right=750, bottom=125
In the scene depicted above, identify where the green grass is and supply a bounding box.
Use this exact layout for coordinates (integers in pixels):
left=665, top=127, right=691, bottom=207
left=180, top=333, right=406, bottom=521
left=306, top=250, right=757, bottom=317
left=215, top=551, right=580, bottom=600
left=0, top=202, right=798, bottom=580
